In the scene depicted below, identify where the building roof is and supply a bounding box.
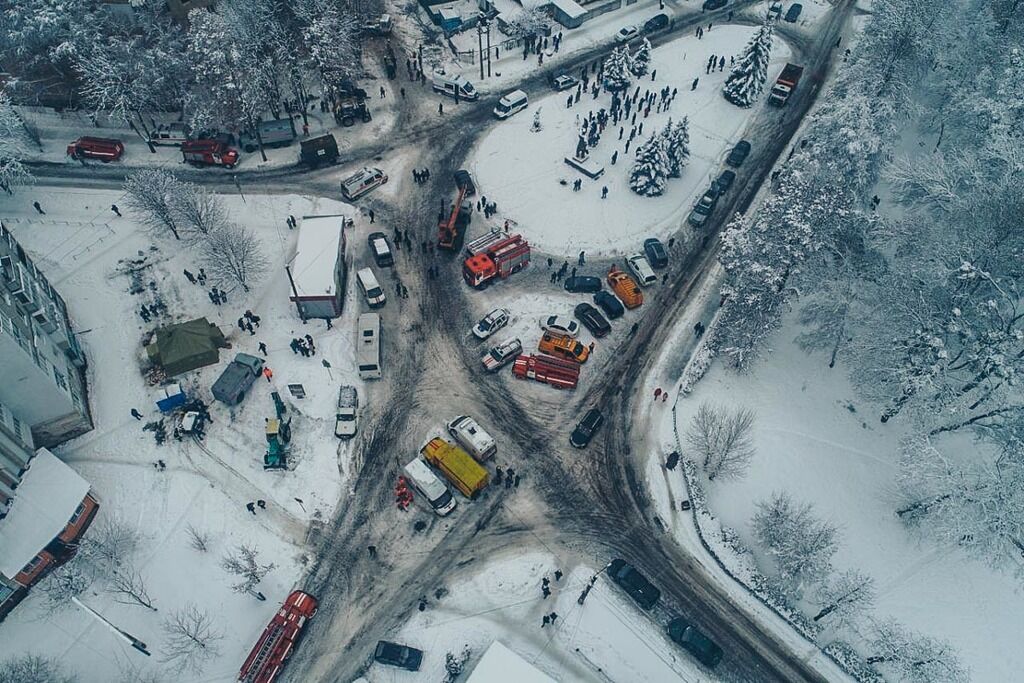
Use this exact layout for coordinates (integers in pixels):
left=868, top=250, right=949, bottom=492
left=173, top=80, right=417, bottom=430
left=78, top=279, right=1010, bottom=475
left=548, top=0, right=587, bottom=19
left=0, top=448, right=90, bottom=578
left=146, top=317, right=227, bottom=376
left=291, top=216, right=347, bottom=300
left=467, top=642, right=558, bottom=683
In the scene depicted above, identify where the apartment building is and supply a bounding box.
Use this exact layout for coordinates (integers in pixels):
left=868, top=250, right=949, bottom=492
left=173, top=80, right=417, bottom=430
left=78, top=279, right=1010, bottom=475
left=0, top=221, right=91, bottom=447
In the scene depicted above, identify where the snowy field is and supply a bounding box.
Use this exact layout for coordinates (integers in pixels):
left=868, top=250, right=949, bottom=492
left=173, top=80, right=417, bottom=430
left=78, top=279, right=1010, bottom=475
left=363, top=549, right=719, bottom=682
left=469, top=25, right=792, bottom=255
left=648, top=313, right=1024, bottom=682
left=0, top=188, right=378, bottom=681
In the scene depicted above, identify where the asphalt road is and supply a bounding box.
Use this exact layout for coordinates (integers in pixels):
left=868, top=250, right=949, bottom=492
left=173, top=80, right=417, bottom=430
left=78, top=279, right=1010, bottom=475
left=23, top=1, right=857, bottom=680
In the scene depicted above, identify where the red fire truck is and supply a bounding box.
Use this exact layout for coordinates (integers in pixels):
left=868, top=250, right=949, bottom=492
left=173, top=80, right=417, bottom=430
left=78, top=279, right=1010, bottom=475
left=238, top=590, right=318, bottom=683
left=512, top=353, right=580, bottom=389
left=462, top=230, right=530, bottom=288
left=182, top=139, right=240, bottom=168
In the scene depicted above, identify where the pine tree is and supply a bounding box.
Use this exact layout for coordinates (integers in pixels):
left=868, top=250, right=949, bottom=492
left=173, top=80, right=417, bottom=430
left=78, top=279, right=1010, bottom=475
left=723, top=21, right=774, bottom=107
left=629, top=134, right=669, bottom=197
left=602, top=47, right=632, bottom=92
left=630, top=38, right=652, bottom=77
left=662, top=117, right=691, bottom=178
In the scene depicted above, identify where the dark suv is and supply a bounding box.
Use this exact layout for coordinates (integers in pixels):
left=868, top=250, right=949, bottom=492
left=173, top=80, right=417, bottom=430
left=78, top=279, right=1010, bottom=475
left=564, top=275, right=603, bottom=293
left=594, top=291, right=625, bottom=319
left=667, top=618, right=724, bottom=668
left=570, top=408, right=604, bottom=448
left=374, top=641, right=423, bottom=671
left=607, top=559, right=661, bottom=609
left=574, top=303, right=611, bottom=338
left=726, top=140, right=751, bottom=167
left=643, top=238, right=668, bottom=268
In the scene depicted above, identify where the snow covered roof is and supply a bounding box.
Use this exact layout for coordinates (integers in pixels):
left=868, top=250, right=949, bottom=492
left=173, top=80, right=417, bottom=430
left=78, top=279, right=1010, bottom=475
left=547, top=0, right=587, bottom=19
left=0, top=448, right=90, bottom=578
left=291, top=215, right=347, bottom=299
left=467, top=642, right=557, bottom=683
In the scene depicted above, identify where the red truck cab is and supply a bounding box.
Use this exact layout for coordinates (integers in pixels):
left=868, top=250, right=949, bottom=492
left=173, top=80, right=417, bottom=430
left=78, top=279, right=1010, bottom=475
left=238, top=590, right=318, bottom=683
left=182, top=139, right=240, bottom=168
left=463, top=231, right=531, bottom=288
left=66, top=137, right=124, bottom=162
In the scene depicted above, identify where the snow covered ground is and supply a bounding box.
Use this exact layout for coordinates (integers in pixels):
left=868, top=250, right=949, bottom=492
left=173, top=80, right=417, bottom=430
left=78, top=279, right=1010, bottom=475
left=0, top=187, right=377, bottom=681
left=648, top=311, right=1024, bottom=681
left=468, top=25, right=792, bottom=255
left=362, top=549, right=718, bottom=682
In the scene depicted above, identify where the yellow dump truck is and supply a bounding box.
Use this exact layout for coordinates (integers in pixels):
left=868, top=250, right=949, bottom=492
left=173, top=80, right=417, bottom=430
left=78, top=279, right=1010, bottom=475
left=420, top=437, right=489, bottom=499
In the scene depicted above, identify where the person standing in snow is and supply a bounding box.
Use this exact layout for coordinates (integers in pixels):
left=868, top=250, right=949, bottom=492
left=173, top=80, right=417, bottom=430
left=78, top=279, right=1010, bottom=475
left=131, top=408, right=143, bottom=420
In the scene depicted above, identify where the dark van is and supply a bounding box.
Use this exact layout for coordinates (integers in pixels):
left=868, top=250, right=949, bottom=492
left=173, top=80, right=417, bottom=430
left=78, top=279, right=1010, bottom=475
left=300, top=134, right=339, bottom=166
left=643, top=13, right=670, bottom=32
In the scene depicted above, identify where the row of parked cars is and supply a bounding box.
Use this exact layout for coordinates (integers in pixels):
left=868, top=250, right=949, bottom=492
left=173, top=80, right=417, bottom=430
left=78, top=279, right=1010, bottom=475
left=688, top=140, right=750, bottom=227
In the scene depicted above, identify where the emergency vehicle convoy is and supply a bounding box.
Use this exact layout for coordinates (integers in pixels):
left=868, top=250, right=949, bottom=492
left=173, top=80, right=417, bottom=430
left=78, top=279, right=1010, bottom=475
left=238, top=590, right=318, bottom=683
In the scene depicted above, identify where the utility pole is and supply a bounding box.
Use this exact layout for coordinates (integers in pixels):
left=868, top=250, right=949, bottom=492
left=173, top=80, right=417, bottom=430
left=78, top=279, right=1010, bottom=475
left=71, top=597, right=151, bottom=657
left=477, top=17, right=486, bottom=81
left=284, top=263, right=307, bottom=323
left=485, top=19, right=492, bottom=77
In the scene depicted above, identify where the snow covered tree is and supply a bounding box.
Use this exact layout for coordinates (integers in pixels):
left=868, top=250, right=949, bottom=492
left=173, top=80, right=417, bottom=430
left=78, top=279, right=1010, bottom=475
left=867, top=619, right=968, bottom=683
left=0, top=0, right=96, bottom=95
left=0, top=654, right=76, bottom=683
left=174, top=185, right=228, bottom=242
left=199, top=223, right=269, bottom=293
left=722, top=21, right=773, bottom=106
left=602, top=47, right=632, bottom=92
left=74, top=34, right=162, bottom=139
left=752, top=492, right=838, bottom=597
left=294, top=0, right=362, bottom=91
left=684, top=402, right=757, bottom=481
left=161, top=603, right=223, bottom=675
left=629, top=134, right=669, bottom=196
left=662, top=117, right=690, bottom=178
left=123, top=169, right=186, bottom=240
left=221, top=544, right=275, bottom=599
left=503, top=8, right=549, bottom=38
left=812, top=569, right=875, bottom=628
left=630, top=38, right=652, bottom=77
left=0, top=92, right=31, bottom=193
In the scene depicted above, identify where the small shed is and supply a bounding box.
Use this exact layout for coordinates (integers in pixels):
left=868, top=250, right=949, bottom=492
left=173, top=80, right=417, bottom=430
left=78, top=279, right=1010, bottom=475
left=145, top=318, right=227, bottom=376
left=548, top=0, right=587, bottom=29
left=289, top=215, right=348, bottom=320
left=467, top=642, right=556, bottom=682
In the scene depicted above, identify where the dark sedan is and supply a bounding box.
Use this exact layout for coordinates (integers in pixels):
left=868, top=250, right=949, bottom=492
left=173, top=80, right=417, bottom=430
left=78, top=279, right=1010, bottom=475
left=564, top=275, right=603, bottom=293
left=374, top=641, right=423, bottom=671
left=726, top=140, right=751, bottom=167
left=574, top=303, right=611, bottom=338
left=607, top=558, right=661, bottom=609
left=643, top=238, right=668, bottom=268
left=570, top=408, right=604, bottom=448
left=594, top=291, right=625, bottom=319
left=716, top=169, right=736, bottom=193
left=668, top=618, right=724, bottom=668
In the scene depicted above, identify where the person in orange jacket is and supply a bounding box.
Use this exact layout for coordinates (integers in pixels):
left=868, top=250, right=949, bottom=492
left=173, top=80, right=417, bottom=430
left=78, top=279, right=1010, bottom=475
left=263, top=366, right=273, bottom=382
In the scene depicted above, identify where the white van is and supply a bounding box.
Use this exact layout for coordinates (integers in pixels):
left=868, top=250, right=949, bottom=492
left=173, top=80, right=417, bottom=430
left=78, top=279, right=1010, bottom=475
left=431, top=73, right=479, bottom=101
left=493, top=90, right=529, bottom=119
left=626, top=253, right=658, bottom=287
left=341, top=167, right=388, bottom=200
left=446, top=415, right=497, bottom=461
left=357, top=313, right=382, bottom=380
left=403, top=458, right=457, bottom=516
left=356, top=267, right=386, bottom=308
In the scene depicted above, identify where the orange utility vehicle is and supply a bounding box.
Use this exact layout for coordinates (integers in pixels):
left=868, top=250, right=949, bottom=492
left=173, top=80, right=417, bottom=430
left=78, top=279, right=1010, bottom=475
left=607, top=266, right=643, bottom=309
left=538, top=332, right=590, bottom=364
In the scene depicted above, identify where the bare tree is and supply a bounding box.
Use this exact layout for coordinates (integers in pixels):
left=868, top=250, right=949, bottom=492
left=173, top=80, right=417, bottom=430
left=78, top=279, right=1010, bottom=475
left=173, top=185, right=228, bottom=241
left=812, top=569, right=875, bottom=628
left=123, top=169, right=185, bottom=240
left=685, top=402, right=757, bottom=481
left=752, top=492, right=838, bottom=597
left=109, top=565, right=157, bottom=611
left=199, top=223, right=269, bottom=292
left=86, top=514, right=141, bottom=574
left=867, top=619, right=968, bottom=682
left=37, top=562, right=93, bottom=611
left=0, top=654, right=77, bottom=683
left=185, top=523, right=211, bottom=553
left=161, top=603, right=223, bottom=675
left=118, top=661, right=163, bottom=683
left=221, top=544, right=275, bottom=599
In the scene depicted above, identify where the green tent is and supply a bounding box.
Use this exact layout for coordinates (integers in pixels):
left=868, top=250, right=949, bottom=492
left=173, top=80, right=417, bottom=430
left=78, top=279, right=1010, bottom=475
left=146, top=317, right=228, bottom=376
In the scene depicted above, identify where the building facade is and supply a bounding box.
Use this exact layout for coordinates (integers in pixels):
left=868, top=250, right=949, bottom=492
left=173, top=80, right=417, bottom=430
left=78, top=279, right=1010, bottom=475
left=0, top=221, right=91, bottom=447
left=0, top=398, right=35, bottom=518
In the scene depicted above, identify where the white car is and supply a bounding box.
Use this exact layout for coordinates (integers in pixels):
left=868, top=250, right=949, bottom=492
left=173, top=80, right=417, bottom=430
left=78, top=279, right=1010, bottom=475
left=472, top=308, right=510, bottom=339
left=626, top=253, right=658, bottom=287
left=616, top=25, right=639, bottom=43
left=482, top=338, right=522, bottom=372
left=539, top=315, right=580, bottom=338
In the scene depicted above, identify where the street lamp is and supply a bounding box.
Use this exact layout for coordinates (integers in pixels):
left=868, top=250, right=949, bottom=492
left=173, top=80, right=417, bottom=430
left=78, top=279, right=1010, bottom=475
left=71, top=596, right=151, bottom=657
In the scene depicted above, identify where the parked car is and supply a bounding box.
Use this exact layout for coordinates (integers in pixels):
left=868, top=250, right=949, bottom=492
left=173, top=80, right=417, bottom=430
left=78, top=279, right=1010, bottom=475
left=540, top=315, right=580, bottom=338
left=570, top=408, right=604, bottom=448
left=785, top=2, right=803, bottom=22
left=703, top=0, right=728, bottom=9
left=626, top=253, right=658, bottom=286
left=594, top=291, right=625, bottom=319
left=667, top=618, right=724, bottom=668
left=454, top=169, right=476, bottom=195
left=574, top=303, right=611, bottom=338
left=768, top=1, right=783, bottom=19
left=716, top=169, right=736, bottom=193
left=473, top=308, right=510, bottom=340
left=616, top=25, right=639, bottom=43
left=334, top=385, right=358, bottom=439
left=643, top=13, right=670, bottom=32
left=482, top=338, right=522, bottom=372
left=552, top=73, right=579, bottom=91
left=687, top=186, right=720, bottom=227
left=607, top=558, right=661, bottom=609
left=726, top=140, right=752, bottom=167
left=367, top=232, right=394, bottom=267
left=374, top=641, right=423, bottom=671
left=643, top=238, right=668, bottom=269
left=564, top=275, right=603, bottom=293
